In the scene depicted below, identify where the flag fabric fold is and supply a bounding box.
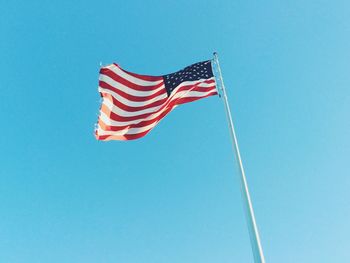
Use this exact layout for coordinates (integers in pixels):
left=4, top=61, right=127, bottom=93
left=95, top=60, right=218, bottom=141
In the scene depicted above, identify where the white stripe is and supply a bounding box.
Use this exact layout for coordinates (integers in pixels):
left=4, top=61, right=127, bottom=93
left=98, top=86, right=167, bottom=107
left=96, top=121, right=158, bottom=136
left=99, top=101, right=172, bottom=127
left=100, top=105, right=172, bottom=127
left=99, top=86, right=214, bottom=136
left=105, top=64, right=163, bottom=86
left=102, top=84, right=216, bottom=118
left=97, top=90, right=216, bottom=136
left=100, top=88, right=217, bottom=127
left=99, top=73, right=165, bottom=97
left=102, top=97, right=161, bottom=117
left=99, top=90, right=216, bottom=130
left=99, top=78, right=215, bottom=110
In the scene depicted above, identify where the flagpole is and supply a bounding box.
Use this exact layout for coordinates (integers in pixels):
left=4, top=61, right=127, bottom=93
left=213, top=52, right=266, bottom=263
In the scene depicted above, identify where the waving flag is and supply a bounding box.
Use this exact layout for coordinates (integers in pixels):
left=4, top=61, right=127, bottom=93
left=95, top=60, right=218, bottom=141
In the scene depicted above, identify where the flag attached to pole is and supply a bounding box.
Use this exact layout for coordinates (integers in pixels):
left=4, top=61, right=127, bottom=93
left=95, top=60, right=217, bottom=141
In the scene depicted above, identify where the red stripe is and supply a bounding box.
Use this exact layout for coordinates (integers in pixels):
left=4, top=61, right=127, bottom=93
left=96, top=129, right=151, bottom=141
left=100, top=80, right=215, bottom=113
left=96, top=91, right=217, bottom=141
left=173, top=92, right=218, bottom=105
left=101, top=92, right=167, bottom=112
left=101, top=103, right=162, bottom=122
left=99, top=104, right=175, bottom=132
left=101, top=85, right=217, bottom=122
left=99, top=80, right=166, bottom=102
left=100, top=68, right=164, bottom=92
left=113, top=63, right=163, bottom=82
left=98, top=89, right=217, bottom=131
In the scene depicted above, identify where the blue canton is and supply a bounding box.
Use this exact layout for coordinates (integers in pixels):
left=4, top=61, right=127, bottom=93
left=163, top=60, right=213, bottom=96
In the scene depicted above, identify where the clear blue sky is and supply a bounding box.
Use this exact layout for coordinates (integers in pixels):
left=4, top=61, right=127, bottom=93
left=1, top=0, right=349, bottom=262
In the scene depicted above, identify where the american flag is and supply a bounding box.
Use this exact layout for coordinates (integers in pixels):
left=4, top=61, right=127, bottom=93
left=95, top=60, right=218, bottom=141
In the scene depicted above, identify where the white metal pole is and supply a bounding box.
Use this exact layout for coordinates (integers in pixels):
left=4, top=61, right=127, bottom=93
left=213, top=52, right=266, bottom=263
